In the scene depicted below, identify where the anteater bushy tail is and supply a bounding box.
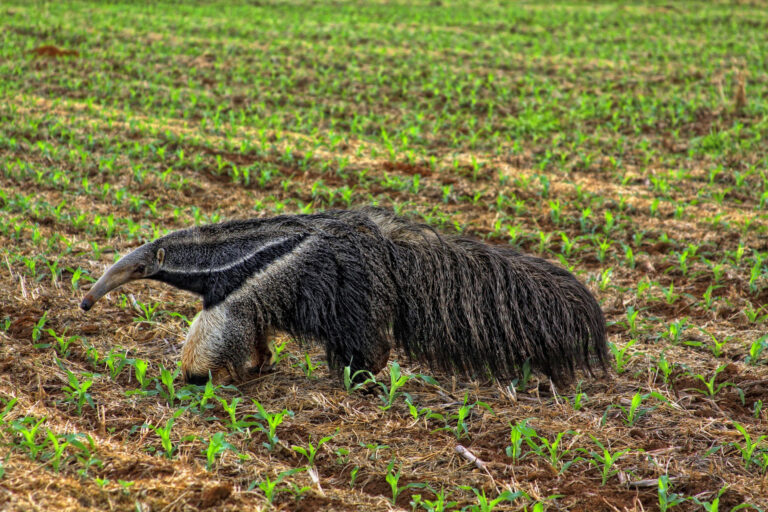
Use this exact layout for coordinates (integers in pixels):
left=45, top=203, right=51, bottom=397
left=368, top=209, right=608, bottom=386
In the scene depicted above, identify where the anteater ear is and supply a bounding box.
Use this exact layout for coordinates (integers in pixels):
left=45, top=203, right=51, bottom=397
left=156, top=248, right=165, bottom=266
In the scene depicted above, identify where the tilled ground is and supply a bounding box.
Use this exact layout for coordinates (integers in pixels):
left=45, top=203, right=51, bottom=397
left=1, top=1, right=768, bottom=511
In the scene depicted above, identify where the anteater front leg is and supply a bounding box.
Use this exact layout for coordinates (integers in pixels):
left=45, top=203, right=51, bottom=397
left=181, top=303, right=262, bottom=384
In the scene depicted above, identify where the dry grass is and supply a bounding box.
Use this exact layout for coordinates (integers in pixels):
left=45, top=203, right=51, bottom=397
left=2, top=1, right=768, bottom=511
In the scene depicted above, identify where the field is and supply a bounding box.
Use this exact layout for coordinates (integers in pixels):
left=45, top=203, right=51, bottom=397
left=2, top=0, right=768, bottom=510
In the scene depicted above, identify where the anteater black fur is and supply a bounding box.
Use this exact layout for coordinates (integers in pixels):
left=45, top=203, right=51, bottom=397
left=82, top=208, right=608, bottom=387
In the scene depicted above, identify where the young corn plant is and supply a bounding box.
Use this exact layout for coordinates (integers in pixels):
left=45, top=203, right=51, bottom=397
left=217, top=397, right=258, bottom=433
left=378, top=361, right=412, bottom=410
left=653, top=351, right=675, bottom=385
left=429, top=394, right=489, bottom=440
left=608, top=340, right=640, bottom=374
left=252, top=399, right=292, bottom=451
left=604, top=391, right=668, bottom=427
left=127, top=359, right=151, bottom=393
left=11, top=416, right=48, bottom=460
left=156, top=363, right=180, bottom=406
left=60, top=368, right=96, bottom=416
left=745, top=335, right=768, bottom=365
left=45, top=328, right=79, bottom=358
left=525, top=430, right=580, bottom=474
left=686, top=365, right=737, bottom=399
left=731, top=422, right=768, bottom=471
left=204, top=432, right=236, bottom=470
left=102, top=348, right=132, bottom=380
left=410, top=486, right=458, bottom=512
left=506, top=419, right=537, bottom=462
left=150, top=409, right=190, bottom=459
left=686, top=329, right=730, bottom=358
left=691, top=485, right=730, bottom=512
left=249, top=468, right=304, bottom=505
left=569, top=382, right=588, bottom=411
left=44, top=430, right=70, bottom=473
left=459, top=486, right=525, bottom=512
left=385, top=458, right=423, bottom=506
left=658, top=475, right=686, bottom=512
left=0, top=397, right=17, bottom=425
left=295, top=351, right=322, bottom=379
left=292, top=431, right=336, bottom=468
left=360, top=442, right=390, bottom=461
left=342, top=365, right=377, bottom=393
left=582, top=436, right=630, bottom=485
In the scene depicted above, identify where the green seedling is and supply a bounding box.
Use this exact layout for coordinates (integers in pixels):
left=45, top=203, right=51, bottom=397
left=570, top=382, right=588, bottom=410
left=12, top=416, right=47, bottom=460
left=31, top=311, right=49, bottom=343
left=506, top=419, right=537, bottom=462
left=70, top=267, right=85, bottom=290
left=378, top=361, right=412, bottom=410
left=218, top=396, right=259, bottom=432
left=658, top=475, right=686, bottom=512
left=156, top=364, right=180, bottom=406
left=687, top=364, right=737, bottom=398
left=67, top=432, right=102, bottom=476
left=691, top=485, right=728, bottom=512
left=151, top=408, right=189, bottom=459
left=349, top=466, right=360, bottom=488
left=45, top=429, right=70, bottom=472
left=271, top=340, right=290, bottom=365
left=133, top=299, right=161, bottom=323
left=342, top=366, right=376, bottom=393
left=745, top=335, right=768, bottom=365
left=583, top=436, right=630, bottom=485
left=604, top=391, right=668, bottom=427
left=410, top=485, right=458, bottom=512
left=0, top=397, right=17, bottom=424
left=510, top=359, right=533, bottom=391
left=295, top=352, right=321, bottom=379
left=459, top=486, right=526, bottom=512
left=132, top=359, right=150, bottom=389
left=103, top=348, right=132, bottom=379
left=608, top=340, right=639, bottom=374
left=45, top=328, right=79, bottom=357
left=686, top=328, right=730, bottom=358
left=430, top=393, right=488, bottom=440
left=249, top=468, right=304, bottom=504
left=664, top=318, right=688, bottom=344
left=292, top=431, right=336, bottom=468
left=662, top=282, right=680, bottom=304
left=525, top=430, right=580, bottom=473
left=731, top=422, right=768, bottom=471
left=654, top=351, right=675, bottom=385
left=361, top=442, right=390, bottom=461
left=118, top=480, right=135, bottom=495
left=204, top=432, right=236, bottom=470
left=385, top=458, right=423, bottom=505
left=252, top=399, right=292, bottom=451
left=61, top=368, right=96, bottom=416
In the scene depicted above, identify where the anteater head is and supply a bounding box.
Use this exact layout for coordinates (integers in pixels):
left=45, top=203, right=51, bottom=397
left=80, top=244, right=166, bottom=311
left=79, top=220, right=307, bottom=385
left=81, top=221, right=311, bottom=312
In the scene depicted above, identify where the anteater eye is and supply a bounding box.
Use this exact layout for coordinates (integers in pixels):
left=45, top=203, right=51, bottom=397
left=136, top=264, right=146, bottom=274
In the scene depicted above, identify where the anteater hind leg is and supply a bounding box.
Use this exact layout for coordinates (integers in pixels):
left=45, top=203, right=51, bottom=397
left=334, top=337, right=391, bottom=384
